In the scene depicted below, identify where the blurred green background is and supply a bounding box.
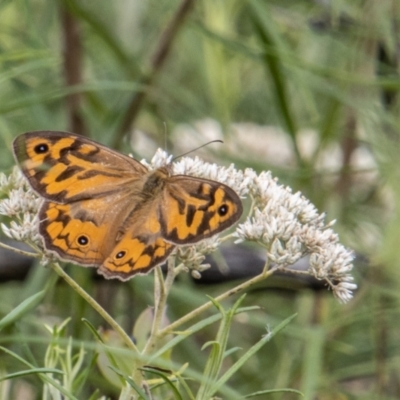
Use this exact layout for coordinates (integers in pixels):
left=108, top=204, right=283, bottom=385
left=1, top=0, right=400, bottom=399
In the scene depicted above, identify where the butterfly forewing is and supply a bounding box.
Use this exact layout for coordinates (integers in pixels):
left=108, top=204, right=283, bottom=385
left=13, top=131, right=147, bottom=203
left=160, top=176, right=243, bottom=244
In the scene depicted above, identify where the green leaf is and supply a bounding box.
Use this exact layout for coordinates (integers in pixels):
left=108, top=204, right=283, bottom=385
left=109, top=366, right=149, bottom=399
left=196, top=295, right=247, bottom=399
left=211, top=313, right=298, bottom=396
left=0, top=291, right=45, bottom=331
left=244, top=388, right=304, bottom=398
left=0, top=368, right=63, bottom=382
left=201, top=340, right=219, bottom=351
left=81, top=318, right=104, bottom=342
left=0, top=346, right=79, bottom=400
left=142, top=366, right=184, bottom=400
left=174, top=373, right=196, bottom=400
left=223, top=347, right=242, bottom=358
left=247, top=0, right=303, bottom=165
left=150, top=306, right=258, bottom=363
left=301, top=326, right=325, bottom=399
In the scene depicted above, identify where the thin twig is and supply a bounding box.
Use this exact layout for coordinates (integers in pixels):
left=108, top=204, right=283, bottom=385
left=112, top=0, right=197, bottom=149
left=0, top=241, right=38, bottom=258
left=158, top=262, right=277, bottom=337
left=277, top=266, right=314, bottom=276
left=61, top=4, right=86, bottom=135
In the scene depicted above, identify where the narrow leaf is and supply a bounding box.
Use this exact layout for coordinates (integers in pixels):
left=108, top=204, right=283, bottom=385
left=0, top=368, right=63, bottom=382
left=211, top=313, right=297, bottom=395
left=0, top=291, right=45, bottom=331
left=109, top=366, right=149, bottom=399
left=244, top=388, right=304, bottom=398
left=142, top=366, right=183, bottom=400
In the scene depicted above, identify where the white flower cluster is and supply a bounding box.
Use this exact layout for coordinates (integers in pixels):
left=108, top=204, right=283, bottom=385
left=0, top=167, right=42, bottom=245
left=232, top=170, right=356, bottom=303
left=138, top=149, right=173, bottom=170
left=0, top=150, right=357, bottom=302
left=164, top=154, right=356, bottom=303
left=174, top=238, right=220, bottom=279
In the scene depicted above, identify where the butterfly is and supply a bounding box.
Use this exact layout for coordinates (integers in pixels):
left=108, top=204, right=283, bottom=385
left=12, top=131, right=243, bottom=280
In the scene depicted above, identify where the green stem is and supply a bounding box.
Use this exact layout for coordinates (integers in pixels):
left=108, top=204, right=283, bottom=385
left=119, top=384, right=137, bottom=400
left=0, top=240, right=38, bottom=258
left=142, top=258, right=176, bottom=356
left=127, top=260, right=178, bottom=397
left=158, top=262, right=275, bottom=337
left=49, top=262, right=139, bottom=354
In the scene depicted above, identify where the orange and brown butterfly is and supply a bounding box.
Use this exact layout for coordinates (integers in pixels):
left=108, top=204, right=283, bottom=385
left=12, top=131, right=243, bottom=280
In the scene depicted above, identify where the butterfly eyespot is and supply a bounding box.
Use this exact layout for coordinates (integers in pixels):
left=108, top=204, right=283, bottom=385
left=218, top=204, right=229, bottom=216
left=77, top=235, right=89, bottom=246
left=116, top=251, right=126, bottom=259
left=34, top=143, right=49, bottom=154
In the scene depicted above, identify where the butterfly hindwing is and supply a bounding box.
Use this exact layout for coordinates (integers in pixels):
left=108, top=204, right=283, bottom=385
left=40, top=201, right=110, bottom=265
left=39, top=193, right=136, bottom=266
left=100, top=235, right=174, bottom=280
left=100, top=200, right=175, bottom=279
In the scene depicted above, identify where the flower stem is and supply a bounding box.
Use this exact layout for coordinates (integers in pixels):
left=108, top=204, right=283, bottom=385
left=158, top=261, right=275, bottom=337
left=50, top=262, right=139, bottom=354
left=0, top=240, right=38, bottom=258
left=142, top=258, right=176, bottom=355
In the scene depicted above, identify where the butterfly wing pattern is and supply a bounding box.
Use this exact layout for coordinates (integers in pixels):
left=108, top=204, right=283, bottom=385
left=101, top=171, right=243, bottom=280
left=13, top=131, right=243, bottom=280
left=13, top=131, right=147, bottom=203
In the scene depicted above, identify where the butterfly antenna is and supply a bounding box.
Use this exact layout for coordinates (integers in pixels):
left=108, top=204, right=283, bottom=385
left=172, top=140, right=223, bottom=162
left=163, top=122, right=168, bottom=153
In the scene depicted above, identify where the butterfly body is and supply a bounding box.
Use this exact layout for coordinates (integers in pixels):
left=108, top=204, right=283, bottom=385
left=13, top=131, right=243, bottom=280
